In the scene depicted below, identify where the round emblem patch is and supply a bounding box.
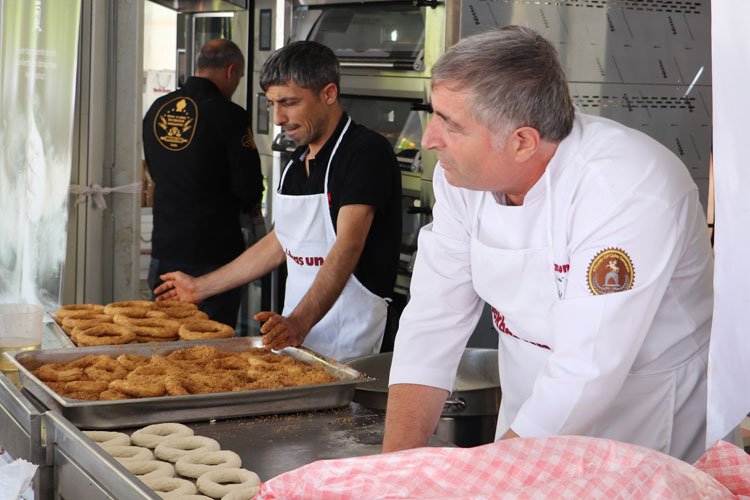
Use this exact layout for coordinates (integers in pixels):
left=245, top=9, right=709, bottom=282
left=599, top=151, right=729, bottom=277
left=153, top=96, right=198, bottom=151
left=587, top=248, right=634, bottom=295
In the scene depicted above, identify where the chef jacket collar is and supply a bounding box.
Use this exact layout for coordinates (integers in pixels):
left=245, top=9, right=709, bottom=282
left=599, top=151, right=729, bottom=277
left=509, top=111, right=583, bottom=206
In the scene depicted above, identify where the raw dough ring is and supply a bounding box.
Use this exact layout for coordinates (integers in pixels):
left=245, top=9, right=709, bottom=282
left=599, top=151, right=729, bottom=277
left=83, top=430, right=130, bottom=447
left=196, top=468, right=260, bottom=499
left=161, top=495, right=212, bottom=500
left=155, top=436, right=221, bottom=462
left=122, top=459, right=175, bottom=480
left=175, top=450, right=242, bottom=478
left=131, top=423, right=194, bottom=449
left=140, top=476, right=197, bottom=497
left=221, top=486, right=260, bottom=500
left=103, top=445, right=155, bottom=462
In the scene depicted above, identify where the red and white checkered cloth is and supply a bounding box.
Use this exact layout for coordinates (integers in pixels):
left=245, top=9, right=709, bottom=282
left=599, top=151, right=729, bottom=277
left=257, top=436, right=750, bottom=499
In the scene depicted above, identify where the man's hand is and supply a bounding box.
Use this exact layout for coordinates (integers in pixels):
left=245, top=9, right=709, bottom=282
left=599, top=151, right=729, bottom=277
left=254, top=311, right=308, bottom=351
left=154, top=271, right=202, bottom=304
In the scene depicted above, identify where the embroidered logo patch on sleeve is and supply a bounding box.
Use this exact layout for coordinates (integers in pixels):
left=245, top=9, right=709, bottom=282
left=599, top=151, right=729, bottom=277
left=587, top=248, right=635, bottom=295
left=241, top=127, right=257, bottom=149
left=153, top=97, right=198, bottom=151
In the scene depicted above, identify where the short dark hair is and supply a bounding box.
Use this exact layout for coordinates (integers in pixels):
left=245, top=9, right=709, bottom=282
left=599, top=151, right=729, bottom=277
left=260, top=41, right=340, bottom=94
left=432, top=26, right=574, bottom=143
left=196, top=39, right=244, bottom=71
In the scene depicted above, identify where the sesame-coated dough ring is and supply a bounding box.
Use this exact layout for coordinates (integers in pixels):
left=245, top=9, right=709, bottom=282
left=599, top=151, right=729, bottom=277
left=112, top=308, right=169, bottom=322
left=131, top=423, right=194, bottom=449
left=84, top=357, right=129, bottom=381
left=162, top=308, right=209, bottom=321
left=115, top=317, right=180, bottom=338
left=55, top=304, right=105, bottom=323
left=154, top=436, right=221, bottom=463
left=61, top=313, right=113, bottom=335
left=154, top=300, right=198, bottom=311
left=196, top=468, right=260, bottom=499
left=178, top=319, right=235, bottom=341
left=175, top=450, right=242, bottom=479
left=104, top=300, right=155, bottom=315
left=83, top=430, right=131, bottom=447
left=32, top=364, right=83, bottom=382
left=109, top=376, right=166, bottom=398
left=140, top=476, right=197, bottom=497
left=121, top=459, right=175, bottom=480
left=102, top=445, right=155, bottom=462
left=74, top=323, right=136, bottom=346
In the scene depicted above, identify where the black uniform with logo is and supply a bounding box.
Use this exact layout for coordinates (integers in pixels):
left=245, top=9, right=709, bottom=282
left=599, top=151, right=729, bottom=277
left=143, top=76, right=264, bottom=326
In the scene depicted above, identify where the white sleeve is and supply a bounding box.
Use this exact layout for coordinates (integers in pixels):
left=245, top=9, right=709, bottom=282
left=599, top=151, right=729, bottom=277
left=511, top=176, right=703, bottom=437
left=388, top=166, right=485, bottom=392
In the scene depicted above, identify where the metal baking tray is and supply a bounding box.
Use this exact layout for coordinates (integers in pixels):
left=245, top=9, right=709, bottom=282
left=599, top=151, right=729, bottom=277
left=5, top=337, right=374, bottom=429
left=46, top=315, right=75, bottom=348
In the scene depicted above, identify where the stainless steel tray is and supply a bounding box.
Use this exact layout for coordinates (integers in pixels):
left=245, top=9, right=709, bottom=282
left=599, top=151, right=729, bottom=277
left=7, top=337, right=374, bottom=429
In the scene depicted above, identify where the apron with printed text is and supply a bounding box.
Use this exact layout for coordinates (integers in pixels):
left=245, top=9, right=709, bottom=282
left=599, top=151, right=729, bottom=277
left=274, top=118, right=388, bottom=362
left=469, top=170, right=706, bottom=460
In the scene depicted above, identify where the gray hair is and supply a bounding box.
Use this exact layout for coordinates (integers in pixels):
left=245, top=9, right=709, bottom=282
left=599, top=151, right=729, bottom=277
left=260, top=41, right=340, bottom=94
left=432, top=26, right=574, bottom=143
left=196, top=39, right=244, bottom=71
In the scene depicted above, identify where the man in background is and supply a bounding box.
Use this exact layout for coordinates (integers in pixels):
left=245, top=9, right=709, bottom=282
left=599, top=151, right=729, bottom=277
left=143, top=39, right=264, bottom=327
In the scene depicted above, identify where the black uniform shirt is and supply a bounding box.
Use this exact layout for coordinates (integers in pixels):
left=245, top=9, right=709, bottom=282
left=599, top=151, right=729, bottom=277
left=143, top=76, right=264, bottom=265
left=281, top=113, right=401, bottom=298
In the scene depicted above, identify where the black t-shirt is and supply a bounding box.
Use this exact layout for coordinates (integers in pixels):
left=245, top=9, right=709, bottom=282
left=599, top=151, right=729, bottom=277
left=280, top=113, right=401, bottom=298
left=143, top=77, right=264, bottom=265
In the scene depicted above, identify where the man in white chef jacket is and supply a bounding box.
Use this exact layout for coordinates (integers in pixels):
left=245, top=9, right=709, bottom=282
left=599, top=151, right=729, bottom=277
left=382, top=26, right=714, bottom=463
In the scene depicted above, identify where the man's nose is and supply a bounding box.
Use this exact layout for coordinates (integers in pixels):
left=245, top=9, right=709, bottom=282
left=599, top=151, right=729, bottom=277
left=421, top=118, right=441, bottom=150
left=273, top=107, right=286, bottom=126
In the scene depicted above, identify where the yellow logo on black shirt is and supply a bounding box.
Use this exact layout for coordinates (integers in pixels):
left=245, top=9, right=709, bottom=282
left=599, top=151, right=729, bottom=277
left=241, top=127, right=257, bottom=149
left=154, top=97, right=198, bottom=151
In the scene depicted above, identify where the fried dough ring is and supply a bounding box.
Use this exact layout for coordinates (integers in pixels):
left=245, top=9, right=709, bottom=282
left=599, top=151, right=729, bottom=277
left=102, top=445, right=155, bottom=462
left=83, top=430, right=131, bottom=447
left=74, top=323, right=136, bottom=346
left=103, top=300, right=155, bottom=315
left=136, top=335, right=180, bottom=343
left=178, top=319, right=235, bottom=340
left=61, top=313, right=113, bottom=335
left=163, top=308, right=209, bottom=321
left=55, top=304, right=105, bottom=323
left=116, top=317, right=181, bottom=338
left=154, top=300, right=198, bottom=311
left=109, top=376, right=166, bottom=398
left=99, top=389, right=131, bottom=400
left=63, top=380, right=110, bottom=394
left=116, top=354, right=150, bottom=371
left=85, top=357, right=129, bottom=381
left=131, top=423, right=194, bottom=449
left=154, top=436, right=221, bottom=462
left=112, top=308, right=169, bottom=322
left=175, top=450, right=242, bottom=479
left=33, top=364, right=83, bottom=382
left=196, top=468, right=260, bottom=499
left=140, top=476, right=197, bottom=496
left=121, top=459, right=175, bottom=480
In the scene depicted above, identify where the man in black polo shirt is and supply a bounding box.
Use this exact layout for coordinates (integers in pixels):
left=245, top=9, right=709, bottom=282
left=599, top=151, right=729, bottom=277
left=143, top=39, right=264, bottom=327
left=155, top=41, right=401, bottom=361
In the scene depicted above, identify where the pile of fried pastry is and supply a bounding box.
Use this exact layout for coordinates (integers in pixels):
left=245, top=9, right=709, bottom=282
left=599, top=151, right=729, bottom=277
left=54, top=300, right=234, bottom=346
left=31, top=345, right=338, bottom=400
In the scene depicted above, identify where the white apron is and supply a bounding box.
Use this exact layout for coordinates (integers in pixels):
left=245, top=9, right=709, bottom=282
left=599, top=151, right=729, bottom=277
left=470, top=170, right=707, bottom=461
left=274, top=118, right=388, bottom=362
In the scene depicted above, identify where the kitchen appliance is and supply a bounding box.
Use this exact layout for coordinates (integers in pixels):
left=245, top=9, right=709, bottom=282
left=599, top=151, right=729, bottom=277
left=347, top=349, right=501, bottom=447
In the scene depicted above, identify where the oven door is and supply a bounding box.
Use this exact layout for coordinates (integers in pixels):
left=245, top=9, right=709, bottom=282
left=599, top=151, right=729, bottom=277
left=291, top=0, right=445, bottom=78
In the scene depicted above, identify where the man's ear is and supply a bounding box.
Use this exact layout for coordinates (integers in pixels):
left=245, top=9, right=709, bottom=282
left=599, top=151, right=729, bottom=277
left=320, top=82, right=338, bottom=104
left=511, top=127, right=541, bottom=163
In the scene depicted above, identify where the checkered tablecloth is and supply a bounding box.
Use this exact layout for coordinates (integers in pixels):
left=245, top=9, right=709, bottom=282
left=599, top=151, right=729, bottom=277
left=257, top=436, right=750, bottom=499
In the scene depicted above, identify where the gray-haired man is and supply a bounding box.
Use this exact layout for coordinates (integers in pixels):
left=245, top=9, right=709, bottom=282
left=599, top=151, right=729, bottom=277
left=383, top=26, right=713, bottom=462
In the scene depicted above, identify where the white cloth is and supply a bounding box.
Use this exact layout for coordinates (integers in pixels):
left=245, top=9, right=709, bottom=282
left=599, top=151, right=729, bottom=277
left=390, top=112, right=714, bottom=462
left=274, top=117, right=388, bottom=361
left=706, top=0, right=750, bottom=447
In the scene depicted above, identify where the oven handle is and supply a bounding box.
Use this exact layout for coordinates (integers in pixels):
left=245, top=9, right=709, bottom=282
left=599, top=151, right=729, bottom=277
left=339, top=60, right=422, bottom=71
